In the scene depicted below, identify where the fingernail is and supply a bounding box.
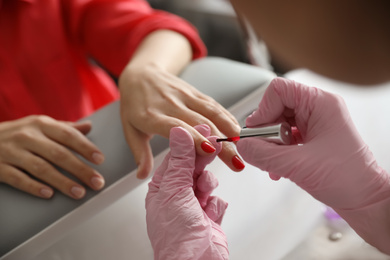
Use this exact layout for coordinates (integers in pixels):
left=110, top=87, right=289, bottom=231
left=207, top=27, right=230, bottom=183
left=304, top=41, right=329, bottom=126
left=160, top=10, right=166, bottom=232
left=91, top=176, right=105, bottom=190
left=92, top=152, right=105, bottom=164
left=40, top=187, right=53, bottom=198
left=232, top=155, right=245, bottom=170
left=71, top=186, right=85, bottom=199
left=201, top=141, right=216, bottom=153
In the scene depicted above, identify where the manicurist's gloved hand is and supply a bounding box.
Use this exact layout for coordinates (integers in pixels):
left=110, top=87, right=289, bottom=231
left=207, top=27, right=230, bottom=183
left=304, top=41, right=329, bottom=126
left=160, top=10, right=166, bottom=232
left=237, top=77, right=390, bottom=254
left=145, top=125, right=228, bottom=260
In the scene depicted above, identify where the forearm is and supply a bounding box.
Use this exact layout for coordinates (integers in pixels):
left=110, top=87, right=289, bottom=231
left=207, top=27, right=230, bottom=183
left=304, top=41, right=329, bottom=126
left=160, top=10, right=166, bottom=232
left=335, top=168, right=390, bottom=255
left=337, top=197, right=390, bottom=255
left=122, top=29, right=193, bottom=75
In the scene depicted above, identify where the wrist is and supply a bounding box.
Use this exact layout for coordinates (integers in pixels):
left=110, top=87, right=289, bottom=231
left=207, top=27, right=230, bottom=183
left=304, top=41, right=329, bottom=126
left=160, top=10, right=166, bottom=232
left=335, top=195, right=390, bottom=255
left=122, top=30, right=192, bottom=76
left=118, top=62, right=164, bottom=91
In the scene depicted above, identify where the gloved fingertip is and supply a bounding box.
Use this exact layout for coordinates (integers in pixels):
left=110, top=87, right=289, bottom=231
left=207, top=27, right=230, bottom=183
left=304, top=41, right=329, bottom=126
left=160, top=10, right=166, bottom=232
left=268, top=172, right=281, bottom=181
left=245, top=110, right=260, bottom=126
left=206, top=136, right=222, bottom=154
left=197, top=170, right=218, bottom=192
left=169, top=127, right=195, bottom=157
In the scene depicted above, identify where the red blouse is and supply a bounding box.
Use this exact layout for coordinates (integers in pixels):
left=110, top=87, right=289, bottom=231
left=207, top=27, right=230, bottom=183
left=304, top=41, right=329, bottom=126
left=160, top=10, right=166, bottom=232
left=0, top=0, right=206, bottom=122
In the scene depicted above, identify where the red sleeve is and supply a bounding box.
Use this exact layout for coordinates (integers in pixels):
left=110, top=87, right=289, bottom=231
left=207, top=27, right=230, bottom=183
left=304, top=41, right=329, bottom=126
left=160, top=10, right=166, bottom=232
left=63, top=0, right=207, bottom=76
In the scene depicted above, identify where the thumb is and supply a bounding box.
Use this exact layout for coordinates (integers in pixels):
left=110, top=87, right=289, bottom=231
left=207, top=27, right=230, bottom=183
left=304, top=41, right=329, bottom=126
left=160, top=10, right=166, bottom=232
left=237, top=138, right=302, bottom=179
left=123, top=125, right=154, bottom=179
left=159, top=127, right=196, bottom=192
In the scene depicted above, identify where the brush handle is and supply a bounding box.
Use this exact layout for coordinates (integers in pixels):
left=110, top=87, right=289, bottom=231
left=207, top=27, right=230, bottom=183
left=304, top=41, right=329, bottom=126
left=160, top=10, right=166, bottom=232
left=240, top=122, right=291, bottom=144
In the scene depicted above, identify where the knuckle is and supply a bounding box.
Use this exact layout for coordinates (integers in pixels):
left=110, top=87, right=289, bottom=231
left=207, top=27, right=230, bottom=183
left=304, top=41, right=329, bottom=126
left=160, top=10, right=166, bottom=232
left=205, top=103, right=222, bottom=117
left=201, top=94, right=217, bottom=103
left=58, top=126, right=75, bottom=140
left=11, top=129, right=35, bottom=142
left=143, top=107, right=160, bottom=119
left=192, top=118, right=210, bottom=128
left=143, top=107, right=156, bottom=117
left=29, top=115, right=52, bottom=126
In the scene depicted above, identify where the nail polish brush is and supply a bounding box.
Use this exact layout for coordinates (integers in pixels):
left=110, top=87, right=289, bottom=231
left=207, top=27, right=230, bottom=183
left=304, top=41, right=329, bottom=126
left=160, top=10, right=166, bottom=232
left=216, top=122, right=291, bottom=145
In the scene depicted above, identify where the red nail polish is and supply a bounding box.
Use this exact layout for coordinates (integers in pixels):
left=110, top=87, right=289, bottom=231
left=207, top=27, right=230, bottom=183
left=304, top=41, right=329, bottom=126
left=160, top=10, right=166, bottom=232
left=201, top=141, right=216, bottom=153
left=232, top=155, right=245, bottom=170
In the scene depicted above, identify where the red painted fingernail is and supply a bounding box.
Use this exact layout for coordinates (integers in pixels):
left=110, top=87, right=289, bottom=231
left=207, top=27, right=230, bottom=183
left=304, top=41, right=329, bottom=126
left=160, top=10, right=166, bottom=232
left=201, top=141, right=216, bottom=153
left=232, top=155, right=245, bottom=170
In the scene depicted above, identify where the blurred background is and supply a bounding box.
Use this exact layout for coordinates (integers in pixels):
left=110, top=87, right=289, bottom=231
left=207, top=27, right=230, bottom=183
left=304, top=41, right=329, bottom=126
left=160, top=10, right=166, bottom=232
left=147, top=0, right=278, bottom=72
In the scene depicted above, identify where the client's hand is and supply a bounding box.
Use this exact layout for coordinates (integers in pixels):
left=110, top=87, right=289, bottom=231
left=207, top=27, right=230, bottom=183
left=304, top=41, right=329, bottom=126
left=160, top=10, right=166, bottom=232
left=119, top=64, right=244, bottom=180
left=237, top=77, right=390, bottom=254
left=145, top=125, right=228, bottom=260
left=0, top=116, right=105, bottom=199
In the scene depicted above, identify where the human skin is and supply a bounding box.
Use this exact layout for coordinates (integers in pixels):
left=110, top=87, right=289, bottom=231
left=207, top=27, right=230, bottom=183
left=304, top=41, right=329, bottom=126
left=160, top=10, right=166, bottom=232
left=0, top=29, right=244, bottom=200
left=119, top=29, right=244, bottom=179
left=230, top=0, right=390, bottom=85
left=0, top=117, right=105, bottom=199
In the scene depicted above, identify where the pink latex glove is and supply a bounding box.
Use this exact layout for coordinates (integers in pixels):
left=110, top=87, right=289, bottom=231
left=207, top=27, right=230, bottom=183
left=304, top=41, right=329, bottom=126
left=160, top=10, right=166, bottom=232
left=237, top=77, right=390, bottom=254
left=145, top=125, right=229, bottom=260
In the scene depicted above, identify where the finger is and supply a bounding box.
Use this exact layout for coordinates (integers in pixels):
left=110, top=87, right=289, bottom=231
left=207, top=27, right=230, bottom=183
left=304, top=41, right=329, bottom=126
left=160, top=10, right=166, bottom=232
left=42, top=120, right=105, bottom=165
left=156, top=110, right=243, bottom=173
left=268, top=172, right=282, bottom=181
left=193, top=124, right=212, bottom=137
left=147, top=151, right=170, bottom=196
left=194, top=136, right=222, bottom=175
left=203, top=196, right=228, bottom=225
left=178, top=112, right=244, bottom=173
left=9, top=150, right=87, bottom=199
left=195, top=170, right=219, bottom=208
left=188, top=93, right=240, bottom=133
left=66, top=120, right=93, bottom=135
left=0, top=164, right=54, bottom=199
left=217, top=142, right=246, bottom=172
left=25, top=137, right=105, bottom=191
left=122, top=124, right=154, bottom=179
left=160, top=127, right=196, bottom=193
left=246, top=77, right=318, bottom=138
left=237, top=138, right=302, bottom=179
left=176, top=79, right=239, bottom=126
left=135, top=113, right=218, bottom=158
left=245, top=77, right=296, bottom=126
